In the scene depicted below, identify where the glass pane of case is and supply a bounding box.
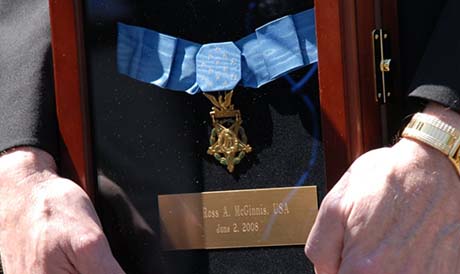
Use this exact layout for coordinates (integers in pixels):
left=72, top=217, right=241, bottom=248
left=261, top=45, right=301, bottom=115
left=82, top=1, right=325, bottom=273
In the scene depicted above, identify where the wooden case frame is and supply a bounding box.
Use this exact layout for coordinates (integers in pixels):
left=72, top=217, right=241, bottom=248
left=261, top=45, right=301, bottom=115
left=49, top=0, right=400, bottom=197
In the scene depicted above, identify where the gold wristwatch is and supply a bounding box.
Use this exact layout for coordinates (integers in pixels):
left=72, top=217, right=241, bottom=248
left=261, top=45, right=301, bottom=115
left=402, top=112, right=460, bottom=175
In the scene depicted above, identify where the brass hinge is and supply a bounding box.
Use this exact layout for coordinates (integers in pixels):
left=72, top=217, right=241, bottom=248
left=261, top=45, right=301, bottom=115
left=372, top=29, right=392, bottom=105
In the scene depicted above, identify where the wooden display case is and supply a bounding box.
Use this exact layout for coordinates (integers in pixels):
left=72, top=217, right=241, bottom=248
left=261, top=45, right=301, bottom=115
left=49, top=0, right=402, bottom=195
left=48, top=1, right=403, bottom=273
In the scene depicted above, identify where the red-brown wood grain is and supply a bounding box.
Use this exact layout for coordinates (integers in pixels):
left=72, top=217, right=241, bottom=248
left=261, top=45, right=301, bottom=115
left=355, top=0, right=384, bottom=150
left=315, top=0, right=400, bottom=190
left=48, top=0, right=94, bottom=200
left=341, top=0, right=367, bottom=161
left=315, top=0, right=364, bottom=190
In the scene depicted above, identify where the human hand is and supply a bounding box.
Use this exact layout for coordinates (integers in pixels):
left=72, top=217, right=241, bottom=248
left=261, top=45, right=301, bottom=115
left=305, top=104, right=460, bottom=274
left=0, top=147, right=125, bottom=274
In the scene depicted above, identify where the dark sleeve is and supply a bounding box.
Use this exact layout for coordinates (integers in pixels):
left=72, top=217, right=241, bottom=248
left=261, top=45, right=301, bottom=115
left=0, top=0, right=58, bottom=157
left=408, top=0, right=460, bottom=112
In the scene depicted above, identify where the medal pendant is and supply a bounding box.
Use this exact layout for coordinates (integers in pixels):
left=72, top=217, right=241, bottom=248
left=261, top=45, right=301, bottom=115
left=204, top=91, right=252, bottom=173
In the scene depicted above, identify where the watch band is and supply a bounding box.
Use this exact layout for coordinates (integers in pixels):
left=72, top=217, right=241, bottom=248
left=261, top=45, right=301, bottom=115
left=402, top=112, right=460, bottom=175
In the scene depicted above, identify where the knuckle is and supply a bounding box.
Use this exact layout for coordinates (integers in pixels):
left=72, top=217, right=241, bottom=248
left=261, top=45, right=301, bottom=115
left=314, top=266, right=338, bottom=274
left=304, top=242, right=319, bottom=262
left=340, top=257, right=383, bottom=274
left=321, top=192, right=340, bottom=208
left=72, top=231, right=106, bottom=254
left=320, top=194, right=345, bottom=219
left=305, top=253, right=331, bottom=272
left=304, top=241, right=337, bottom=271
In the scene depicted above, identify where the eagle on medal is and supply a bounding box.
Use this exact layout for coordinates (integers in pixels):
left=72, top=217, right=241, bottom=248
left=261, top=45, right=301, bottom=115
left=204, top=91, right=252, bottom=172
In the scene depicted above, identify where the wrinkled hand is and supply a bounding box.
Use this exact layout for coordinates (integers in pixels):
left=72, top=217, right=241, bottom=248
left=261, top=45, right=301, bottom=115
left=306, top=105, right=460, bottom=274
left=0, top=148, right=125, bottom=274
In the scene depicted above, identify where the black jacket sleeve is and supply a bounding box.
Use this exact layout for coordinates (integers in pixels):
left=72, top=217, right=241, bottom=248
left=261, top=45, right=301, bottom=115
left=408, top=0, right=460, bottom=112
left=0, top=0, right=58, bottom=157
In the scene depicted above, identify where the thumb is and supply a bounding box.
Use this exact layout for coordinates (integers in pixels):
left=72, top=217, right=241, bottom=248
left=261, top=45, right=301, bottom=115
left=71, top=233, right=126, bottom=274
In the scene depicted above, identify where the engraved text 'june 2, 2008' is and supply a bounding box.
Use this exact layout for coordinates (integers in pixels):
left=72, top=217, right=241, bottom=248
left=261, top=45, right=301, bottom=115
left=158, top=186, right=317, bottom=250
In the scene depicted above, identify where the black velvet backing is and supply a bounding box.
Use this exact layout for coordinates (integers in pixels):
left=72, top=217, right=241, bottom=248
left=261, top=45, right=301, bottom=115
left=83, top=0, right=322, bottom=273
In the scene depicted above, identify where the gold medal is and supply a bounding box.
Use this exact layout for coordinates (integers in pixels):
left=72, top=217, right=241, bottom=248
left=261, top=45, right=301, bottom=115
left=203, top=91, right=252, bottom=172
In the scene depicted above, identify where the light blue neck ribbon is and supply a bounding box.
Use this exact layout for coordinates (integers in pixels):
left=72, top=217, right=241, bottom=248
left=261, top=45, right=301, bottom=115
left=117, top=8, right=317, bottom=94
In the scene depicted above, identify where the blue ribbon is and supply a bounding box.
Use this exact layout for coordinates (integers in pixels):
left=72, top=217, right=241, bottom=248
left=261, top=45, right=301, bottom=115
left=117, top=9, right=317, bottom=94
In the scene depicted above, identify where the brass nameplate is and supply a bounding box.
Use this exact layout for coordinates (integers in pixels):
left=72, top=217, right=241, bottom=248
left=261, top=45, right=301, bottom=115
left=158, top=186, right=318, bottom=250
